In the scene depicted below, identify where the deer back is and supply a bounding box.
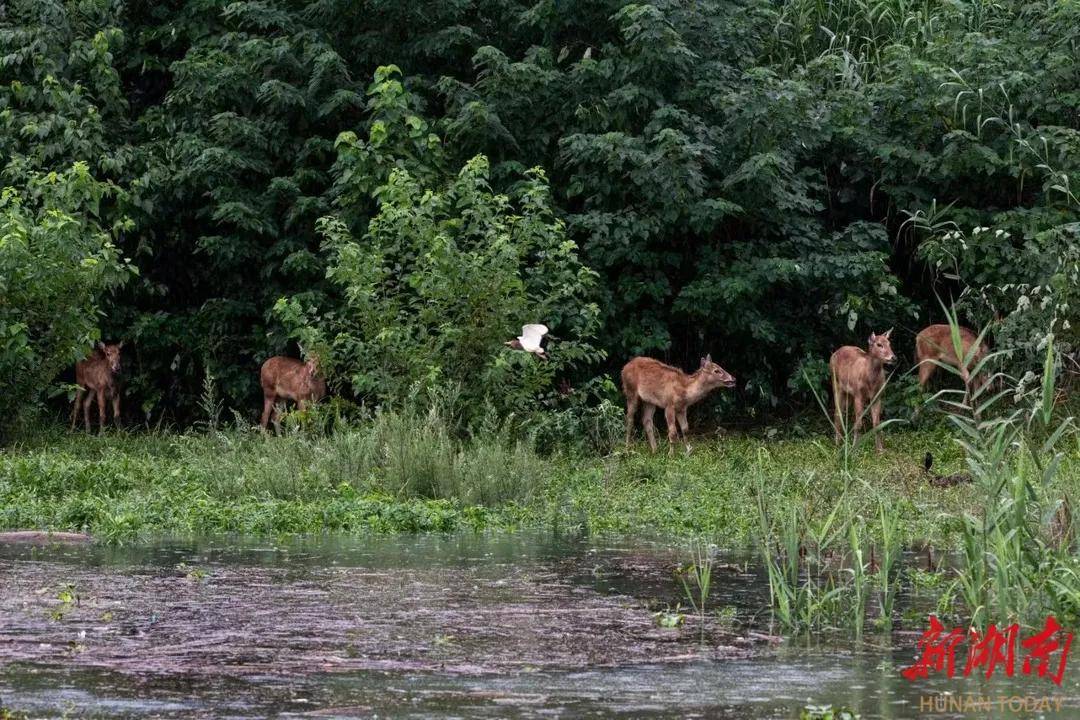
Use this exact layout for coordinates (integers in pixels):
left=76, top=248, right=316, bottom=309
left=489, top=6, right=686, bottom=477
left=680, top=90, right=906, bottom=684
left=830, top=346, right=883, bottom=398
left=621, top=357, right=691, bottom=406
left=261, top=356, right=325, bottom=402
left=916, top=324, right=984, bottom=366
left=75, top=349, right=119, bottom=392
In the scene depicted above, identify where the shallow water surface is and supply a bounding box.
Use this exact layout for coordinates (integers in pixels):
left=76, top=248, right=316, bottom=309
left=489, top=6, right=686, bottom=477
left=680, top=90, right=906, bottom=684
left=0, top=533, right=1076, bottom=718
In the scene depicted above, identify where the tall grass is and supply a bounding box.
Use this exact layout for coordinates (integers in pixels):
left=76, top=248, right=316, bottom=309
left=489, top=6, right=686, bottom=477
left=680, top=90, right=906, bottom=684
left=0, top=404, right=550, bottom=540
left=945, top=322, right=1078, bottom=627
left=877, top=500, right=901, bottom=630
left=179, top=404, right=547, bottom=506
left=677, top=541, right=714, bottom=642
left=767, top=0, right=1013, bottom=81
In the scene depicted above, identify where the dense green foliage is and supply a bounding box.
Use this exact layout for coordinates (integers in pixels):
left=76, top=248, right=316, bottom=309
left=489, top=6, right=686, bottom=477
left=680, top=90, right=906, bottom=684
left=275, top=67, right=602, bottom=420
left=1, top=0, right=1077, bottom=425
left=0, top=1, right=135, bottom=436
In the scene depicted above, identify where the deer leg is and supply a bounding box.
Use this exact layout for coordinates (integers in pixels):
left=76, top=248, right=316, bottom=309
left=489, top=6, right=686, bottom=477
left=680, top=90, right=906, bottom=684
left=71, top=389, right=84, bottom=430
left=833, top=391, right=848, bottom=445
left=260, top=394, right=275, bottom=431
left=852, top=395, right=865, bottom=444
left=82, top=391, right=93, bottom=433
left=676, top=406, right=690, bottom=448
left=111, top=391, right=122, bottom=429
left=871, top=400, right=884, bottom=453
left=917, top=361, right=934, bottom=390
left=641, top=404, right=658, bottom=453
left=96, top=388, right=107, bottom=435
left=625, top=395, right=639, bottom=447
left=272, top=402, right=284, bottom=435
left=664, top=406, right=678, bottom=455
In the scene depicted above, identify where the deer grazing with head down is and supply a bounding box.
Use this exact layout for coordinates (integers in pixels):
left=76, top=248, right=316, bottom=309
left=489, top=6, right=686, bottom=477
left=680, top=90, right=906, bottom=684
left=829, top=329, right=896, bottom=452
left=71, top=341, right=124, bottom=434
left=915, top=323, right=989, bottom=391
left=621, top=355, right=736, bottom=454
left=259, top=353, right=326, bottom=432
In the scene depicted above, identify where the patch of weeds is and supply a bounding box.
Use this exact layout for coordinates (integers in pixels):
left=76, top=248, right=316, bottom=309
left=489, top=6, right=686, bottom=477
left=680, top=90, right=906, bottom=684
left=906, top=567, right=947, bottom=591
left=177, top=562, right=209, bottom=583
left=50, top=584, right=80, bottom=621
left=713, top=606, right=738, bottom=628
left=653, top=606, right=685, bottom=628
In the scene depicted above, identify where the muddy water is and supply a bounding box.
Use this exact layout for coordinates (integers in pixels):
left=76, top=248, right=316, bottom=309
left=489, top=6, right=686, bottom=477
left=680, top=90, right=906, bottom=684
left=0, top=533, right=1077, bottom=718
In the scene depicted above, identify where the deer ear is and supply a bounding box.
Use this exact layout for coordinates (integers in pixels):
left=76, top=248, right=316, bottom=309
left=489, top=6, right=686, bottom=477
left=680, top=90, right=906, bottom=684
left=705, top=353, right=712, bottom=364
left=883, top=328, right=893, bottom=339
left=868, top=333, right=876, bottom=343
left=117, top=340, right=124, bottom=349
left=96, top=341, right=106, bottom=351
left=700, top=356, right=707, bottom=368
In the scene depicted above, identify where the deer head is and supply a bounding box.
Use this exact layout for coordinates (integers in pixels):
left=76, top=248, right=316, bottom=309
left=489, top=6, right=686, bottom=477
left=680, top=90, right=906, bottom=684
left=298, top=344, right=321, bottom=379
left=699, top=354, right=737, bottom=388
left=97, top=341, right=123, bottom=374
left=868, top=329, right=897, bottom=365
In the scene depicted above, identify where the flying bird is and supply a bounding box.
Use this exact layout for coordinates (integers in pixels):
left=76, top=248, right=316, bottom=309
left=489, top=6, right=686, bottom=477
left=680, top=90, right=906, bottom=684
left=505, top=324, right=549, bottom=360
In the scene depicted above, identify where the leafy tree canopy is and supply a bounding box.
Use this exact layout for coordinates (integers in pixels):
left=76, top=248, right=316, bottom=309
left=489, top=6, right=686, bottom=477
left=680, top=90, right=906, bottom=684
left=0, top=0, right=1076, bottom=426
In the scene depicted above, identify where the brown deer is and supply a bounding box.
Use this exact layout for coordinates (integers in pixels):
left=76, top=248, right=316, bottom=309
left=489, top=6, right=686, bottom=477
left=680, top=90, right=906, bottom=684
left=915, top=324, right=989, bottom=391
left=259, top=354, right=326, bottom=431
left=830, top=330, right=896, bottom=452
left=71, top=342, right=124, bottom=434
left=621, top=355, right=736, bottom=453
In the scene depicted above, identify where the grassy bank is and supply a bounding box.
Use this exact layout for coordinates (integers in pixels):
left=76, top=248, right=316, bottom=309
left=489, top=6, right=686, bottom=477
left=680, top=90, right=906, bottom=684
left=4, top=411, right=1070, bottom=546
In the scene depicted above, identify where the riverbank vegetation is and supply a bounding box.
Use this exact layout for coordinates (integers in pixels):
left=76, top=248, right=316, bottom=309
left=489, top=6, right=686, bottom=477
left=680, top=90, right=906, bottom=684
left=1, top=409, right=1073, bottom=549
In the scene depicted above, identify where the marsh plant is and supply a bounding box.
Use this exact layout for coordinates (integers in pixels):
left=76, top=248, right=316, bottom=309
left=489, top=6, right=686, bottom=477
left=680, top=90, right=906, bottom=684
left=677, top=542, right=714, bottom=641
left=50, top=584, right=80, bottom=622
left=876, top=501, right=902, bottom=630
left=943, top=328, right=1079, bottom=627
left=757, top=492, right=846, bottom=633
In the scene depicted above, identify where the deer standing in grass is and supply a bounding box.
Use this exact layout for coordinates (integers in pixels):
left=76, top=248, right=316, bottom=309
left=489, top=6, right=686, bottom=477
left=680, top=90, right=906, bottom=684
left=622, top=355, right=736, bottom=454
left=915, top=324, right=988, bottom=391
left=830, top=330, right=896, bottom=452
left=71, top=342, right=124, bottom=434
left=260, top=354, right=326, bottom=432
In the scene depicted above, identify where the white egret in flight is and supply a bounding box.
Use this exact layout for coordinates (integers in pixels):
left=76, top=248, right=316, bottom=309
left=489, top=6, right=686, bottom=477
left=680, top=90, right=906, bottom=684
left=505, top=324, right=549, bottom=360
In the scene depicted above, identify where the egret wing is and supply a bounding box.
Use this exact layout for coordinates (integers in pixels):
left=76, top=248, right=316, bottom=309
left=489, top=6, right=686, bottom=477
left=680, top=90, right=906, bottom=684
left=519, top=324, right=549, bottom=352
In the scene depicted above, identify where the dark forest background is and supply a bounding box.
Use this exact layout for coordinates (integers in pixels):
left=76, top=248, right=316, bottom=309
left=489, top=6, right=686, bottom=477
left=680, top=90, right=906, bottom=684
left=2, top=0, right=1078, bottom=434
